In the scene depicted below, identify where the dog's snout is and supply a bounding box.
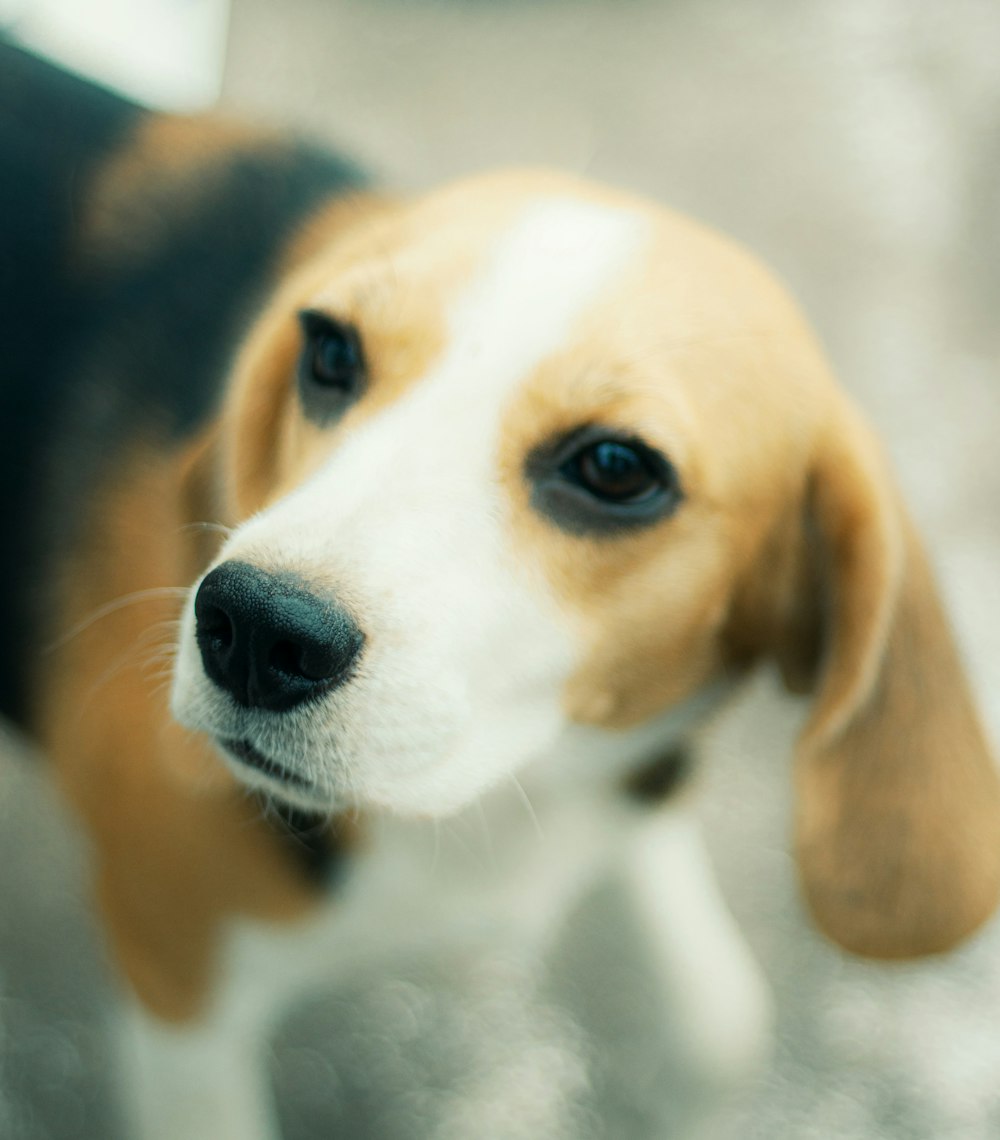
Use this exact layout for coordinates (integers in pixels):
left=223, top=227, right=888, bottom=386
left=194, top=561, right=364, bottom=712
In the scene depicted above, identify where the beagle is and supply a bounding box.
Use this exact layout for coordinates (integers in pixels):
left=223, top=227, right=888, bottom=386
left=3, top=39, right=999, bottom=1139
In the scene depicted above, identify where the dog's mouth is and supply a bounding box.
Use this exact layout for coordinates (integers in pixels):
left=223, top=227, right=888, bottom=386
left=218, top=737, right=316, bottom=792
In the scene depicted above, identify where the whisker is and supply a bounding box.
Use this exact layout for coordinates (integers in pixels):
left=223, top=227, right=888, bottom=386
left=510, top=775, right=544, bottom=841
left=474, top=799, right=496, bottom=869
left=437, top=816, right=490, bottom=874
left=75, top=609, right=183, bottom=709
left=431, top=817, right=442, bottom=876
left=139, top=638, right=180, bottom=660
left=148, top=677, right=177, bottom=699
left=241, top=792, right=273, bottom=832
left=45, top=586, right=189, bottom=652
left=179, top=521, right=233, bottom=539
left=78, top=641, right=155, bottom=712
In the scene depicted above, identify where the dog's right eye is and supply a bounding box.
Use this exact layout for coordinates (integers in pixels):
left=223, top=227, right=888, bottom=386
left=297, top=310, right=366, bottom=422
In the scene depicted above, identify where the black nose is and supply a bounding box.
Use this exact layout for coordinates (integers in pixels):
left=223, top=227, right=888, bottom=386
left=194, top=561, right=364, bottom=712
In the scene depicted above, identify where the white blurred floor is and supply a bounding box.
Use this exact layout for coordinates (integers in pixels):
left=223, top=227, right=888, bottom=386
left=2, top=1, right=999, bottom=1137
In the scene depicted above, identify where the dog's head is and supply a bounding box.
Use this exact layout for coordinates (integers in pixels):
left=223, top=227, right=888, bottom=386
left=171, top=170, right=1000, bottom=957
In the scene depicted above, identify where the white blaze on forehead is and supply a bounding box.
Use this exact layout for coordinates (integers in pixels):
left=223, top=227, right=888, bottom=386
left=316, top=196, right=649, bottom=497
left=268, top=194, right=649, bottom=529
left=443, top=195, right=647, bottom=388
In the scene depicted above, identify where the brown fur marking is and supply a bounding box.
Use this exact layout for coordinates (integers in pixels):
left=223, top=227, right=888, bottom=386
left=220, top=184, right=526, bottom=518
left=497, top=200, right=827, bottom=728
left=37, top=187, right=398, bottom=1020
left=39, top=440, right=327, bottom=1022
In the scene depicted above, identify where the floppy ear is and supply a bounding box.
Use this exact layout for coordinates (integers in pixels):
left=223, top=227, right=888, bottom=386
left=792, top=394, right=1000, bottom=957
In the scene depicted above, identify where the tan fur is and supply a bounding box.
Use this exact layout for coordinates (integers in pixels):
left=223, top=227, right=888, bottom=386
left=497, top=198, right=827, bottom=728
left=75, top=112, right=279, bottom=268
left=219, top=169, right=1000, bottom=958
left=37, top=440, right=324, bottom=1021
left=35, top=191, right=390, bottom=1022
left=277, top=192, right=400, bottom=277
left=791, top=398, right=1000, bottom=956
left=218, top=183, right=526, bottom=518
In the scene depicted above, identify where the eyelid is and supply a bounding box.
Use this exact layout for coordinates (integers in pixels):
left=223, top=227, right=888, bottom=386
left=531, top=424, right=681, bottom=488
left=297, top=308, right=354, bottom=337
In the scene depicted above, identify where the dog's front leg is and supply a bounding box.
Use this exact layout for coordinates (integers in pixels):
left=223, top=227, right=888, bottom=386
left=622, top=808, right=774, bottom=1096
left=116, top=994, right=280, bottom=1140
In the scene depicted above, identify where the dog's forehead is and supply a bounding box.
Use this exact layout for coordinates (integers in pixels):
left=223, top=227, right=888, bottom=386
left=310, top=175, right=655, bottom=342
left=411, top=194, right=656, bottom=440
left=335, top=170, right=791, bottom=326
left=295, top=172, right=830, bottom=501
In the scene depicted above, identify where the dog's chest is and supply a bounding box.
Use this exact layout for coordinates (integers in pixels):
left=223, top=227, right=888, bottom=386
left=219, top=788, right=632, bottom=1027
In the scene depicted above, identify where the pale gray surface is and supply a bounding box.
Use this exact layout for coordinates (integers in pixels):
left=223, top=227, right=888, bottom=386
left=2, top=1, right=1000, bottom=1136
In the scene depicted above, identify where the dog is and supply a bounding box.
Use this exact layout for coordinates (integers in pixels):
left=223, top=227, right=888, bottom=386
left=3, top=38, right=1000, bottom=1138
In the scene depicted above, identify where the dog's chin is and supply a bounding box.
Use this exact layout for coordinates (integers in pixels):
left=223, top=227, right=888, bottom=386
left=213, top=737, right=337, bottom=813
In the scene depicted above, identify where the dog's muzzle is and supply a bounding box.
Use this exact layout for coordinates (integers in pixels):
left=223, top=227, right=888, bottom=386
left=194, top=560, right=364, bottom=712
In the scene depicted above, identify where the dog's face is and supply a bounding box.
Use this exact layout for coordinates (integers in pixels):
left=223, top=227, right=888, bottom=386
left=171, top=170, right=1000, bottom=957
left=171, top=172, right=805, bottom=813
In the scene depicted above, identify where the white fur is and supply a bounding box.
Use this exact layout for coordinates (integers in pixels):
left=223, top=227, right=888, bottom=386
left=123, top=789, right=770, bottom=1139
left=172, top=197, right=648, bottom=816
left=119, top=1001, right=279, bottom=1140
left=623, top=811, right=774, bottom=1081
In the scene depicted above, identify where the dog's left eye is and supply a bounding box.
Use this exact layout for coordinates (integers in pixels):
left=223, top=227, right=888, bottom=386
left=526, top=425, right=683, bottom=535
left=297, top=310, right=365, bottom=422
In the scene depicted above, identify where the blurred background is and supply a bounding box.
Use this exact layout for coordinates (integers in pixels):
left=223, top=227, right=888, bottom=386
left=2, top=0, right=1000, bottom=1136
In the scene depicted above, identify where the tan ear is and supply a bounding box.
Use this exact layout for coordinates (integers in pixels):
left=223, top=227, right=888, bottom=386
left=793, top=395, right=1000, bottom=957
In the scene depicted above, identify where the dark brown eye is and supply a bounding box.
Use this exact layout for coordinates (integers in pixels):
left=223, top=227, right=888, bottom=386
left=567, top=439, right=661, bottom=503
left=297, top=310, right=366, bottom=425
left=526, top=425, right=683, bottom=536
left=299, top=310, right=364, bottom=390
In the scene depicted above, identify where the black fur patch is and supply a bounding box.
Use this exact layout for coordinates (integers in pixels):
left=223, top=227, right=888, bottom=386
left=0, top=40, right=142, bottom=723
left=0, top=40, right=366, bottom=725
left=623, top=743, right=694, bottom=803
left=267, top=800, right=348, bottom=887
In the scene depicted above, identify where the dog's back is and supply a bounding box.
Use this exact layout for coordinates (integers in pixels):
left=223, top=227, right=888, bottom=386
left=0, top=41, right=364, bottom=727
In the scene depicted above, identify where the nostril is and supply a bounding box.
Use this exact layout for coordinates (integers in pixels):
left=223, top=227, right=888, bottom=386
left=268, top=638, right=341, bottom=684
left=269, top=639, right=304, bottom=678
left=198, top=602, right=234, bottom=651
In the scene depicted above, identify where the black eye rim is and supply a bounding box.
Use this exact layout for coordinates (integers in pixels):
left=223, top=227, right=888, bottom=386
left=296, top=308, right=366, bottom=392
left=296, top=309, right=367, bottom=426
left=525, top=424, right=684, bottom=536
